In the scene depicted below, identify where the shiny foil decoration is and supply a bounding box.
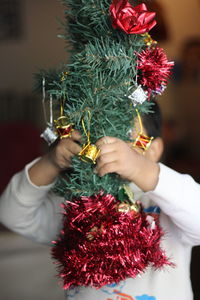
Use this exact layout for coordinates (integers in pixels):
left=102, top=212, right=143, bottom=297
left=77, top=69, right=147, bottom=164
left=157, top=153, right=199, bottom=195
left=52, top=193, right=172, bottom=290
left=137, top=47, right=174, bottom=97
left=142, top=33, right=157, bottom=47
left=117, top=202, right=139, bottom=213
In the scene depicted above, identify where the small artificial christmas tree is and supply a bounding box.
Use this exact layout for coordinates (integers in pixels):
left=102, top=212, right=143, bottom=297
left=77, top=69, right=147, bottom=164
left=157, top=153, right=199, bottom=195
left=38, top=0, right=174, bottom=290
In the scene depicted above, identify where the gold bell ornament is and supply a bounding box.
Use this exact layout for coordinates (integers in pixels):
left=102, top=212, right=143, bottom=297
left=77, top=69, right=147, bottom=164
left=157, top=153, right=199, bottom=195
left=79, top=143, right=100, bottom=164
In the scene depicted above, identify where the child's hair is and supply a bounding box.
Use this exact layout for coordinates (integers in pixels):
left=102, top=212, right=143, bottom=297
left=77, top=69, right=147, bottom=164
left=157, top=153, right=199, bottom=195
left=142, top=100, right=163, bottom=139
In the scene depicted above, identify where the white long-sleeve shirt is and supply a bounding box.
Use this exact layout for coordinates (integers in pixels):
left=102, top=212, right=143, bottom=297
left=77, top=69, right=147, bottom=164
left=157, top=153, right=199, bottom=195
left=0, top=161, right=200, bottom=300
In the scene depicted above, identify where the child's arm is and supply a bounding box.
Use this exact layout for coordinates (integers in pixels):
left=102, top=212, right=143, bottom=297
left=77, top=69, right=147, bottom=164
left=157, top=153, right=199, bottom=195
left=96, top=136, right=200, bottom=245
left=148, top=163, right=200, bottom=245
left=96, top=136, right=160, bottom=192
left=0, top=132, right=82, bottom=243
left=28, top=130, right=82, bottom=186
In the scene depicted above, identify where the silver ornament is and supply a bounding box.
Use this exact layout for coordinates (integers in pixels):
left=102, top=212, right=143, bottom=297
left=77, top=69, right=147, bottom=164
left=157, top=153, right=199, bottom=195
left=128, top=85, right=148, bottom=106
left=40, top=126, right=58, bottom=145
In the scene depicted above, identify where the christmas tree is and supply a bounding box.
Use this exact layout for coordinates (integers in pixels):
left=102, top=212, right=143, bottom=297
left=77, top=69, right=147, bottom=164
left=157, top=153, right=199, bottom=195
left=38, top=0, right=174, bottom=290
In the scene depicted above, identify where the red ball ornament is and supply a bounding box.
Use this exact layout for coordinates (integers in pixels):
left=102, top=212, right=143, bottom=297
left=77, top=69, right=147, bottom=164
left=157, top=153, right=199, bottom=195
left=52, top=192, right=172, bottom=290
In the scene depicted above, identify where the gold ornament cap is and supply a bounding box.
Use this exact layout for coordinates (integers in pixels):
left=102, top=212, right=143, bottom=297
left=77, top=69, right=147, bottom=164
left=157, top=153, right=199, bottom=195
left=79, top=143, right=100, bottom=164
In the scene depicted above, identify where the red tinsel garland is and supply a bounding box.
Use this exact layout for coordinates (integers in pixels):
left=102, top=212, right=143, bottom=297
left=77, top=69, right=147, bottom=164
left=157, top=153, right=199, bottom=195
left=137, top=47, right=174, bottom=97
left=52, top=192, right=171, bottom=290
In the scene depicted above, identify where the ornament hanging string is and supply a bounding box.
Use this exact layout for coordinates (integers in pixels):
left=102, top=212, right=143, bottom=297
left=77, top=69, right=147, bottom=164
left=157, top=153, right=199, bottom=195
left=79, top=110, right=100, bottom=164
left=136, top=108, right=144, bottom=135
left=40, top=78, right=58, bottom=145
left=49, top=94, right=53, bottom=126
left=41, top=77, right=54, bottom=127
left=82, top=109, right=92, bottom=146
left=42, top=77, right=47, bottom=125
left=60, top=97, right=65, bottom=118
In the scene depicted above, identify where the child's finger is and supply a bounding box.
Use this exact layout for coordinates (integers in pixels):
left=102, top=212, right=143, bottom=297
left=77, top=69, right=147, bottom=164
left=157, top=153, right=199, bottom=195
left=59, top=137, right=81, bottom=153
left=97, top=161, right=118, bottom=177
left=97, top=143, right=118, bottom=156
left=97, top=151, right=117, bottom=170
left=64, top=141, right=82, bottom=156
left=71, top=130, right=82, bottom=142
left=96, top=136, right=118, bottom=148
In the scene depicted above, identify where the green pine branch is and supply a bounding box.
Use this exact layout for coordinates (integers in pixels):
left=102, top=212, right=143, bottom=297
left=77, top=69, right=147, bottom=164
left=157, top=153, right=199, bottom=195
left=36, top=0, right=155, bottom=200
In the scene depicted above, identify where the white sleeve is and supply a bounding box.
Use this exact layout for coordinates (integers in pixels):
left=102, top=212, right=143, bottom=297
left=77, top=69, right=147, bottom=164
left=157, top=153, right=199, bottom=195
left=147, top=163, right=200, bottom=245
left=0, top=159, right=63, bottom=244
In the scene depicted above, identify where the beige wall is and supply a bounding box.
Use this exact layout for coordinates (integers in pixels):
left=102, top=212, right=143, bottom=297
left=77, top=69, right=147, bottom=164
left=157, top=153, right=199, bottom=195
left=0, top=0, right=66, bottom=93
left=159, top=0, right=200, bottom=59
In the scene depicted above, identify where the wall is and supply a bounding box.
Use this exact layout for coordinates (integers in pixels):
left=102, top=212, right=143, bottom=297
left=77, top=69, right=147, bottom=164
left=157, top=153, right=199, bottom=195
left=0, top=0, right=66, bottom=93
left=159, top=0, right=200, bottom=59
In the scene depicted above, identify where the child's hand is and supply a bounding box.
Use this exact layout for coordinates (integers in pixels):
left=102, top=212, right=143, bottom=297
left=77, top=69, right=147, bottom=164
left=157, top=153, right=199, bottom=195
left=47, top=130, right=82, bottom=171
left=28, top=130, right=82, bottom=186
left=95, top=136, right=160, bottom=191
left=95, top=136, right=137, bottom=182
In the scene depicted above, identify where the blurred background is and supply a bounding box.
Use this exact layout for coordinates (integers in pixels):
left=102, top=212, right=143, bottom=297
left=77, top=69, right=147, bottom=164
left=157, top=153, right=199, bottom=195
left=0, top=0, right=200, bottom=299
